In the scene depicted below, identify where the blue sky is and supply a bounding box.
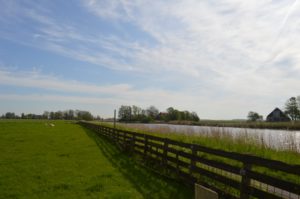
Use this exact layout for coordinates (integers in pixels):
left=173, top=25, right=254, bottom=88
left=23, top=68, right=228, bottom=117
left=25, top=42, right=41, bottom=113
left=0, top=0, right=300, bottom=119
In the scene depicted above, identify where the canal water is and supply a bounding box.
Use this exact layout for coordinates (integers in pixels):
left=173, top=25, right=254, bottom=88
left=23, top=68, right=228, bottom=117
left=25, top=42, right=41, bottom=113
left=120, top=123, right=300, bottom=152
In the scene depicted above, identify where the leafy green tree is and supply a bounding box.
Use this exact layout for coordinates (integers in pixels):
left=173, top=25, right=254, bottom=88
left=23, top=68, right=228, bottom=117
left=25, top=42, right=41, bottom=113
left=190, top=112, right=200, bottom=121
left=63, top=110, right=75, bottom=120
left=132, top=105, right=142, bottom=120
left=49, top=112, right=55, bottom=120
left=118, top=105, right=132, bottom=121
left=146, top=105, right=159, bottom=120
left=43, top=111, right=49, bottom=119
left=54, top=111, right=63, bottom=120
left=284, top=97, right=300, bottom=121
left=5, top=112, right=16, bottom=119
left=247, top=111, right=263, bottom=122
left=81, top=111, right=93, bottom=120
left=166, top=107, right=177, bottom=120
left=75, top=110, right=93, bottom=121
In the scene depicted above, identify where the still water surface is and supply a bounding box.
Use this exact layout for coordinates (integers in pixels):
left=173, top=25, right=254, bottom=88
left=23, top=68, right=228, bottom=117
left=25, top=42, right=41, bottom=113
left=121, top=123, right=300, bottom=152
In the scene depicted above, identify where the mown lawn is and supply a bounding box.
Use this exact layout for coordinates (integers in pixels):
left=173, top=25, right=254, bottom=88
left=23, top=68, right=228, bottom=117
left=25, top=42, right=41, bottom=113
left=0, top=120, right=192, bottom=199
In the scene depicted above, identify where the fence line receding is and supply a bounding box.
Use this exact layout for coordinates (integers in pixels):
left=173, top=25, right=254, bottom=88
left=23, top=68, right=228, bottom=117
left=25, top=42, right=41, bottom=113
left=79, top=122, right=300, bottom=199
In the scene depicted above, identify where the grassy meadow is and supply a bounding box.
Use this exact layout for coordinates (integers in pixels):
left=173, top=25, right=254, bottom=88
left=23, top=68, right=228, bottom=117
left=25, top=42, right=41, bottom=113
left=0, top=120, right=192, bottom=199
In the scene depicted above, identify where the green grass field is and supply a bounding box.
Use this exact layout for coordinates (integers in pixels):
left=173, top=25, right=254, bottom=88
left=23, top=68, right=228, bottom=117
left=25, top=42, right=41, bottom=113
left=0, top=120, right=192, bottom=199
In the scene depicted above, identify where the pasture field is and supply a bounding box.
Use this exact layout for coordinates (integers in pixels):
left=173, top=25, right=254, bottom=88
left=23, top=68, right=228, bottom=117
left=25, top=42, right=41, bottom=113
left=0, top=120, right=192, bottom=199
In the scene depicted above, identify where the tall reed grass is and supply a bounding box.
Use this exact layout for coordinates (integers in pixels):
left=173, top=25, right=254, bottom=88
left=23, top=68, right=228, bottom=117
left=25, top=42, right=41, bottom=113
left=186, top=120, right=300, bottom=130
left=94, top=122, right=300, bottom=165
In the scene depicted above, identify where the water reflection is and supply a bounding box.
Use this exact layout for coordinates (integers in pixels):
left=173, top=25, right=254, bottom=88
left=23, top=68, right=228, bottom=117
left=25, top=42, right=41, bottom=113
left=120, top=123, right=300, bottom=152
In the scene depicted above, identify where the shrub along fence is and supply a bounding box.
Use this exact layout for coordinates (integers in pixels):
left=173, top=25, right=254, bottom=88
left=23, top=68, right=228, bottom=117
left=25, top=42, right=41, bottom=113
left=79, top=122, right=300, bottom=199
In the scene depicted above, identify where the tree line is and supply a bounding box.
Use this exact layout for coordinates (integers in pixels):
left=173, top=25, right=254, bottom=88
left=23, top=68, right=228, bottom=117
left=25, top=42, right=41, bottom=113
left=247, top=96, right=300, bottom=121
left=1, top=110, right=95, bottom=121
left=118, top=105, right=200, bottom=122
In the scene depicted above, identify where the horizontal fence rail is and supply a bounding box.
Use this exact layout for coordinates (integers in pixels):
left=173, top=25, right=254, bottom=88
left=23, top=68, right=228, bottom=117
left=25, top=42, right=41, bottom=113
left=79, top=122, right=300, bottom=199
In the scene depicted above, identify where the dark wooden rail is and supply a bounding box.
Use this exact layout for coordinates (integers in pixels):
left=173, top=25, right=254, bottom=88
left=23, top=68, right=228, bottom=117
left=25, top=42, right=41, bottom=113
left=79, top=122, right=300, bottom=199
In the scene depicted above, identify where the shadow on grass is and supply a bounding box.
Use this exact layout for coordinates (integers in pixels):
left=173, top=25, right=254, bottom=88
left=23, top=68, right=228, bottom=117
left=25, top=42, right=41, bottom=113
left=83, top=127, right=193, bottom=199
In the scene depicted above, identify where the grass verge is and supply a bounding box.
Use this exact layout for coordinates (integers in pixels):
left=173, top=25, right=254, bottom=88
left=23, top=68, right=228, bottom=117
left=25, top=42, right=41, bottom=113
left=0, top=120, right=192, bottom=199
left=94, top=122, right=300, bottom=165
left=88, top=121, right=300, bottom=195
left=167, top=120, right=300, bottom=130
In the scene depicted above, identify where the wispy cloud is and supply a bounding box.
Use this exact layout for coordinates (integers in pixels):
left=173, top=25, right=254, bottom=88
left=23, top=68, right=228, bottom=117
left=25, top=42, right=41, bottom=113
left=81, top=0, right=300, bottom=76
left=2, top=0, right=300, bottom=76
left=0, top=67, right=282, bottom=119
left=0, top=68, right=131, bottom=95
left=0, top=93, right=124, bottom=105
left=278, top=0, right=299, bottom=36
left=1, top=0, right=300, bottom=118
left=0, top=67, right=199, bottom=111
left=0, top=67, right=249, bottom=118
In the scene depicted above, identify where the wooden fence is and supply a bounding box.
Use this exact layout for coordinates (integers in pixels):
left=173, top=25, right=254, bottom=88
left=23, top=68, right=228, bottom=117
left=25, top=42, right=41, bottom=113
left=79, top=122, right=300, bottom=199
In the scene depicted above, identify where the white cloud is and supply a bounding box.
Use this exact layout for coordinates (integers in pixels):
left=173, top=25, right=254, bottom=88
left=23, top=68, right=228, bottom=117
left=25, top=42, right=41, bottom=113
left=0, top=69, right=131, bottom=95
left=0, top=68, right=200, bottom=112
left=1, top=1, right=300, bottom=118
left=82, top=0, right=300, bottom=98
left=0, top=90, right=277, bottom=119
left=81, top=0, right=300, bottom=74
left=0, top=68, right=254, bottom=119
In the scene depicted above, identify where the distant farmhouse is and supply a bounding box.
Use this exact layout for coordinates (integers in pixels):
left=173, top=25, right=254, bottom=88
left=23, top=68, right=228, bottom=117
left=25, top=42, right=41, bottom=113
left=266, top=108, right=290, bottom=122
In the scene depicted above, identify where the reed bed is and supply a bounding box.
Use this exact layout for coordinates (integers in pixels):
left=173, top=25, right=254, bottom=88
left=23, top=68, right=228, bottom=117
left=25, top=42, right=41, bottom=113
left=175, top=120, right=300, bottom=130
left=94, top=122, right=300, bottom=165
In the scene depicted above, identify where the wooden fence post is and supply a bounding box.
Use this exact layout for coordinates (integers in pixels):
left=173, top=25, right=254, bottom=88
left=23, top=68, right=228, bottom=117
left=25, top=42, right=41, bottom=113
left=102, top=127, right=106, bottom=136
left=123, top=131, right=127, bottom=150
left=107, top=128, right=111, bottom=139
left=123, top=131, right=126, bottom=142
left=113, top=129, right=116, bottom=141
left=131, top=134, right=136, bottom=154
left=144, top=135, right=148, bottom=160
left=106, top=127, right=109, bottom=137
left=110, top=128, right=113, bottom=139
left=113, top=109, right=117, bottom=142
left=162, top=138, right=169, bottom=167
left=111, top=128, right=114, bottom=141
left=176, top=153, right=180, bottom=175
left=240, top=163, right=252, bottom=199
left=113, top=109, right=116, bottom=129
left=190, top=144, right=197, bottom=175
left=116, top=130, right=120, bottom=144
